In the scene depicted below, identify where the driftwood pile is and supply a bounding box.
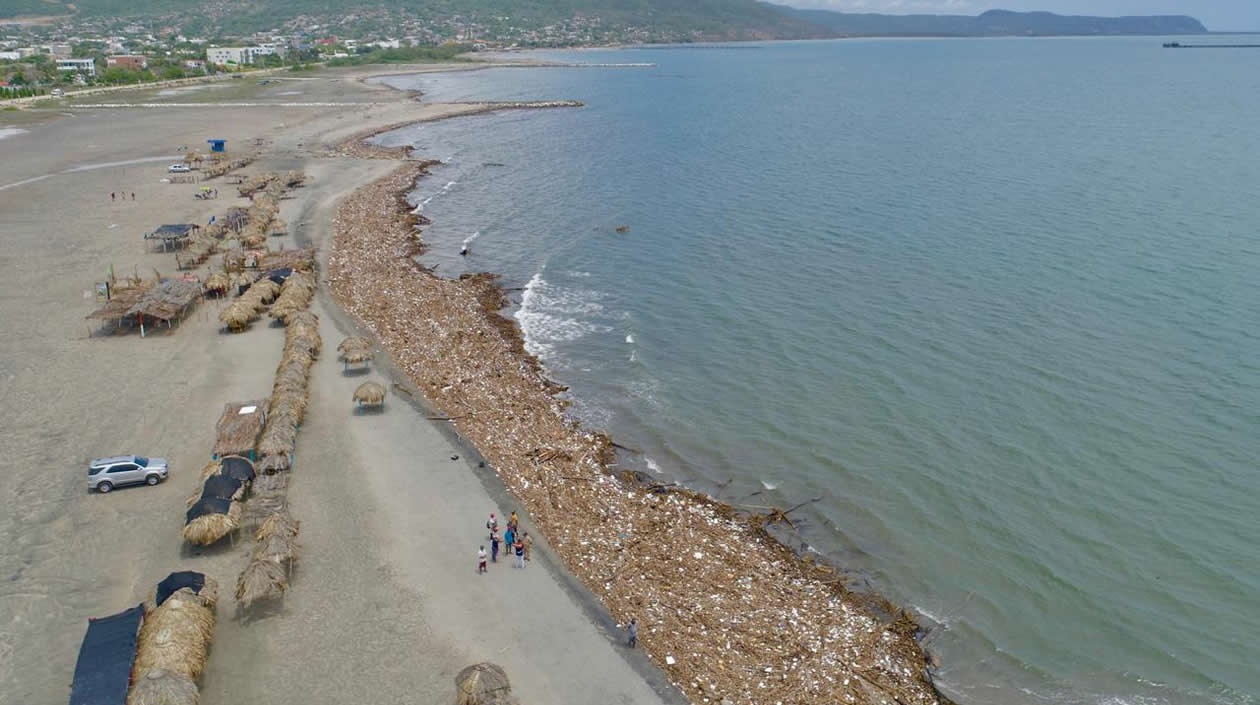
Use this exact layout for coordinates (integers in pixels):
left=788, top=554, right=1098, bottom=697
left=327, top=162, right=943, bottom=705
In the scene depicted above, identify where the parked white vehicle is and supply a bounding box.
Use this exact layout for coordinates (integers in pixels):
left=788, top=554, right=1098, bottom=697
left=168, top=164, right=191, bottom=173
left=88, top=455, right=169, bottom=493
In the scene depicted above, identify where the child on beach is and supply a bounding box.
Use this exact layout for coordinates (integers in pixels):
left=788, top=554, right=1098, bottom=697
left=478, top=546, right=487, bottom=574
left=508, top=511, right=519, bottom=532
left=627, top=618, right=638, bottom=648
left=523, top=532, right=533, bottom=561
left=513, top=536, right=525, bottom=569
left=487, top=513, right=498, bottom=536
left=504, top=526, right=515, bottom=552
left=491, top=530, right=500, bottom=563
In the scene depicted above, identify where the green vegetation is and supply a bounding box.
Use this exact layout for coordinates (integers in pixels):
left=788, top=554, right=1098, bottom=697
left=325, top=44, right=471, bottom=67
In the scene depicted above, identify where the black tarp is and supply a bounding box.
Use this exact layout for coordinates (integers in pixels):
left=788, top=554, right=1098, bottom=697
left=220, top=456, right=256, bottom=483
left=155, top=571, right=207, bottom=607
left=267, top=268, right=294, bottom=285
left=144, top=224, right=198, bottom=240
left=69, top=604, right=144, bottom=705
left=199, top=474, right=243, bottom=501
left=186, top=496, right=232, bottom=524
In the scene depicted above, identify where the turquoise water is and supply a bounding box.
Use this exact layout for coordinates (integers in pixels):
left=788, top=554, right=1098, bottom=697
left=376, top=38, right=1260, bottom=705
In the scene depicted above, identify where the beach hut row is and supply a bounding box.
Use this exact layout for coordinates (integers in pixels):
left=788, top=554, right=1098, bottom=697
left=68, top=571, right=217, bottom=705
left=237, top=171, right=279, bottom=197
left=202, top=153, right=254, bottom=180
left=219, top=277, right=281, bottom=331
left=256, top=309, right=321, bottom=473
left=183, top=446, right=261, bottom=547
left=174, top=232, right=222, bottom=270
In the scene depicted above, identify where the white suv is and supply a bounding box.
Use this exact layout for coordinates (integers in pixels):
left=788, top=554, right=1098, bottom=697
left=168, top=164, right=191, bottom=173
left=88, top=455, right=169, bottom=493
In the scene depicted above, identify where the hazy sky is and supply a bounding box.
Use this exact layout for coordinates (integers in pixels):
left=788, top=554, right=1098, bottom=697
left=782, top=1, right=1260, bottom=30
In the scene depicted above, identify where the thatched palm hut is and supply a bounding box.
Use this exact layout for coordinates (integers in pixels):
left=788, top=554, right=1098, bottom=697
left=182, top=501, right=242, bottom=545
left=353, top=381, right=386, bottom=409
left=203, top=272, right=229, bottom=297
left=235, top=556, right=289, bottom=608
left=126, top=669, right=198, bottom=705
left=133, top=589, right=215, bottom=681
left=455, top=663, right=518, bottom=705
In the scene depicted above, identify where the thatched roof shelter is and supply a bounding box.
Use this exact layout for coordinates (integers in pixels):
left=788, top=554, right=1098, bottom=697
left=204, top=272, right=229, bottom=297
left=133, top=589, right=215, bottom=681
left=258, top=248, right=317, bottom=272
left=213, top=400, right=268, bottom=459
left=126, top=668, right=198, bottom=705
left=235, top=555, right=289, bottom=608
left=353, top=381, right=386, bottom=407
left=126, top=280, right=202, bottom=325
left=154, top=572, right=219, bottom=611
left=182, top=500, right=241, bottom=545
left=86, top=287, right=146, bottom=322
left=257, top=511, right=300, bottom=541
left=455, top=663, right=518, bottom=705
left=145, top=224, right=200, bottom=252
left=338, top=336, right=375, bottom=365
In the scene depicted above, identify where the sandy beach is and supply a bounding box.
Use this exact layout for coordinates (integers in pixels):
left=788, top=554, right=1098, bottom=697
left=0, top=62, right=941, bottom=705
left=0, top=68, right=675, bottom=705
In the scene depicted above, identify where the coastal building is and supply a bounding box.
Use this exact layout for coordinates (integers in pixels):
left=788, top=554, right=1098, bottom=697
left=0, top=51, right=19, bottom=61
left=206, top=45, right=285, bottom=66
left=43, top=43, right=73, bottom=58
left=184, top=59, right=206, bottom=70
left=206, top=46, right=256, bottom=66
left=107, top=55, right=148, bottom=70
left=56, top=58, right=96, bottom=77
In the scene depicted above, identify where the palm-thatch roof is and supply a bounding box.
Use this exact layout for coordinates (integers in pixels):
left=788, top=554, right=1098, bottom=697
left=257, top=511, right=300, bottom=541
left=126, top=668, right=199, bottom=705
left=203, top=272, right=230, bottom=296
left=337, top=336, right=375, bottom=364
left=126, top=280, right=202, bottom=323
left=213, top=400, right=268, bottom=458
left=455, top=663, right=516, bottom=705
left=235, top=555, right=289, bottom=608
left=353, top=381, right=386, bottom=406
left=86, top=287, right=147, bottom=321
left=133, top=589, right=215, bottom=681
left=258, top=248, right=317, bottom=273
left=181, top=501, right=242, bottom=545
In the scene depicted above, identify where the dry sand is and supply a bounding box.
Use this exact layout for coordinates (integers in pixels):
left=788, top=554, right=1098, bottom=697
left=0, top=67, right=676, bottom=705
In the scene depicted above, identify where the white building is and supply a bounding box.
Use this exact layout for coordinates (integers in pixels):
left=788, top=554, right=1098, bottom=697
left=206, top=46, right=256, bottom=66
left=0, top=51, right=20, bottom=61
left=206, top=45, right=285, bottom=66
left=56, top=58, right=96, bottom=76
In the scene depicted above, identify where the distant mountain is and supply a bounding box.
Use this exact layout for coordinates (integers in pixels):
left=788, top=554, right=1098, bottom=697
left=773, top=7, right=1208, bottom=37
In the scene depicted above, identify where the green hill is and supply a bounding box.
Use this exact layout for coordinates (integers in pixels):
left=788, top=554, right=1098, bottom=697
left=2, top=0, right=828, bottom=41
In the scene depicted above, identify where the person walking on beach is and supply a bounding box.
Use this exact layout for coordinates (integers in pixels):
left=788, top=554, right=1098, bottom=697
left=508, top=511, right=519, bottom=532
left=490, top=529, right=500, bottom=563
left=487, top=512, right=498, bottom=536
left=111, top=192, right=115, bottom=201
left=523, top=531, right=533, bottom=562
left=513, top=536, right=525, bottom=569
left=130, top=192, right=135, bottom=201
left=478, top=546, right=488, bottom=574
left=627, top=618, right=638, bottom=648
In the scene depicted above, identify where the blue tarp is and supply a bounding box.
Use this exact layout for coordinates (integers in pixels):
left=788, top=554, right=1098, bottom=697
left=156, top=572, right=207, bottom=608
left=69, top=604, right=144, bottom=705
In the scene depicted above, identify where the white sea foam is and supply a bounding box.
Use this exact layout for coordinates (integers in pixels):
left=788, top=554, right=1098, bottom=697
left=514, top=273, right=610, bottom=358
left=0, top=128, right=28, bottom=141
left=462, top=231, right=481, bottom=246
left=625, top=334, right=634, bottom=344
left=760, top=479, right=779, bottom=490
left=645, top=457, right=662, bottom=474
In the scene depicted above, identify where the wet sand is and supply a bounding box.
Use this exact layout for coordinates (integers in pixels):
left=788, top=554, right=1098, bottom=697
left=0, top=68, right=675, bottom=705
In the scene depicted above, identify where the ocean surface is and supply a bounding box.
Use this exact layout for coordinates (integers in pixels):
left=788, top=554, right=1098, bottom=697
left=374, top=38, right=1260, bottom=705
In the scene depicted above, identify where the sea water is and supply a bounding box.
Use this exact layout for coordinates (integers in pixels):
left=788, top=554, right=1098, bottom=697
left=375, top=38, right=1260, bottom=705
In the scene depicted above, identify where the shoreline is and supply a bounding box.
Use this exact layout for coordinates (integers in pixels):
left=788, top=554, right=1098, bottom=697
left=325, top=94, right=951, bottom=703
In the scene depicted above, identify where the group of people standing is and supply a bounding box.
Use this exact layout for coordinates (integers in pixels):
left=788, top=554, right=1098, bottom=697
left=478, top=511, right=532, bottom=573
